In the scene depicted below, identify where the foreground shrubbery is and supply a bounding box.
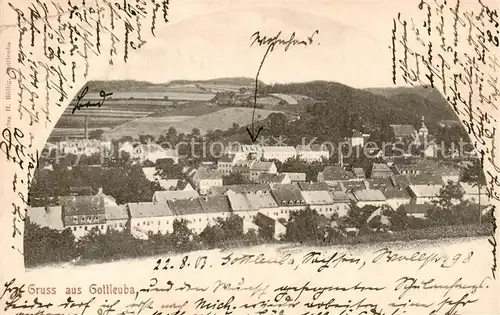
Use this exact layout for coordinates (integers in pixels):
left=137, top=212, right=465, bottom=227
left=24, top=205, right=495, bottom=268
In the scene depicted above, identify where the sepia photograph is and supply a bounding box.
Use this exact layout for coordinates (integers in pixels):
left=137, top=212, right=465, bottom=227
left=1, top=0, right=498, bottom=314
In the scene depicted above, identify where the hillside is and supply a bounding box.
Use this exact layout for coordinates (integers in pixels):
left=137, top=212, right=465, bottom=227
left=104, top=108, right=282, bottom=138
left=262, top=81, right=460, bottom=139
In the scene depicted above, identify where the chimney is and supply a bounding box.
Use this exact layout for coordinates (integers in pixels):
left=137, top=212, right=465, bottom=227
left=98, top=187, right=103, bottom=194
left=84, top=115, right=89, bottom=140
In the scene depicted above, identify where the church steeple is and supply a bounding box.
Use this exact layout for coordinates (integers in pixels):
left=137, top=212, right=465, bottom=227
left=418, top=116, right=428, bottom=145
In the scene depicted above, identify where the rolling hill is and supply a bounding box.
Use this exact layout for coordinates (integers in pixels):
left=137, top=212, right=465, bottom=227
left=104, top=108, right=282, bottom=138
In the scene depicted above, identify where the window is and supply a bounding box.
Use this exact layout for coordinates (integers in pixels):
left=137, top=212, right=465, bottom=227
left=137, top=222, right=140, bottom=226
left=119, top=223, right=123, bottom=227
left=101, top=225, right=105, bottom=229
left=73, top=227, right=77, bottom=231
left=84, top=226, right=88, bottom=231
left=158, top=220, right=161, bottom=225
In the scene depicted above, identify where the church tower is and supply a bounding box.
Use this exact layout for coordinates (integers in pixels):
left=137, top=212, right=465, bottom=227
left=418, top=116, right=428, bottom=146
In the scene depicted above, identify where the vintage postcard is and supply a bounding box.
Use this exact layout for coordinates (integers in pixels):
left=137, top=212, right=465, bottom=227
left=0, top=0, right=499, bottom=314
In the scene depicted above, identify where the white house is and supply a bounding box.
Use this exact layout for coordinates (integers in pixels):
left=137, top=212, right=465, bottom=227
left=381, top=188, right=412, bottom=210
left=58, top=139, right=112, bottom=156
left=262, top=146, right=297, bottom=163
left=296, top=144, right=329, bottom=162
left=152, top=190, right=199, bottom=203
left=352, top=189, right=387, bottom=208
left=408, top=185, right=444, bottom=204
left=120, top=142, right=179, bottom=164
left=192, top=168, right=224, bottom=195
left=105, top=205, right=129, bottom=232
left=301, top=190, right=336, bottom=218
left=128, top=202, right=174, bottom=235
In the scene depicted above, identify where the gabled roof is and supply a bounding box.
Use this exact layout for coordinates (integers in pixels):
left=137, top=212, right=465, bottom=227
left=340, top=181, right=366, bottom=192
left=153, top=190, right=199, bottom=203
left=390, top=125, right=416, bottom=138
left=128, top=202, right=173, bottom=218
left=271, top=185, right=306, bottom=206
left=282, top=172, right=306, bottom=182
left=250, top=161, right=276, bottom=172
left=193, top=168, right=223, bottom=181
left=321, top=166, right=356, bottom=181
left=167, top=199, right=204, bottom=216
left=105, top=205, right=129, bottom=220
left=301, top=190, right=334, bottom=205
left=371, top=163, right=394, bottom=178
left=218, top=153, right=237, bottom=163
left=257, top=173, right=288, bottom=183
left=246, top=193, right=278, bottom=209
left=198, top=195, right=231, bottom=214
left=408, top=185, right=443, bottom=198
left=211, top=184, right=271, bottom=195
left=353, top=189, right=387, bottom=202
left=227, top=192, right=255, bottom=212
left=408, top=175, right=445, bottom=185
left=366, top=178, right=394, bottom=189
left=331, top=191, right=352, bottom=203
left=298, top=182, right=330, bottom=191
left=59, top=195, right=105, bottom=216
left=27, top=206, right=64, bottom=230
left=381, top=188, right=411, bottom=199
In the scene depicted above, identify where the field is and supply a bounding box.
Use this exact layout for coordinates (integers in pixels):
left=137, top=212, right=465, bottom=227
left=104, top=108, right=283, bottom=138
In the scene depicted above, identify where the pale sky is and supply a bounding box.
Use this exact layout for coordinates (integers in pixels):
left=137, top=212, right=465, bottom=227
left=94, top=1, right=423, bottom=88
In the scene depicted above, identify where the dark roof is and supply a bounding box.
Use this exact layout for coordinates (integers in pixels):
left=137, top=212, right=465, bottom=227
left=218, top=153, right=236, bottom=163
left=59, top=195, right=105, bottom=216
left=298, top=182, right=330, bottom=191
left=167, top=198, right=204, bottom=216
left=340, top=181, right=366, bottom=192
left=321, top=166, right=356, bottom=181
left=391, top=175, right=410, bottom=188
left=271, top=186, right=306, bottom=206
left=257, top=173, right=288, bottom=183
left=366, top=178, right=394, bottom=189
left=198, top=196, right=231, bottom=214
left=407, top=174, right=445, bottom=185
left=381, top=188, right=411, bottom=199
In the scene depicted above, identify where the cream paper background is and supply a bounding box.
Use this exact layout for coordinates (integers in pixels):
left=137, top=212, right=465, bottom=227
left=0, top=0, right=499, bottom=314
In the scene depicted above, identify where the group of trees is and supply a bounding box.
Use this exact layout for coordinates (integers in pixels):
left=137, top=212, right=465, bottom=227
left=29, top=163, right=162, bottom=207
left=24, top=216, right=263, bottom=268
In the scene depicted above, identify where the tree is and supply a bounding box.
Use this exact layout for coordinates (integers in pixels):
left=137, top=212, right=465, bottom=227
left=139, top=134, right=155, bottom=144
left=155, top=158, right=183, bottom=179
left=284, top=207, right=326, bottom=242
left=223, top=173, right=250, bottom=185
left=191, top=128, right=201, bottom=138
left=433, top=181, right=464, bottom=211
left=461, top=159, right=487, bottom=224
left=171, top=219, right=194, bottom=252
left=88, top=129, right=104, bottom=140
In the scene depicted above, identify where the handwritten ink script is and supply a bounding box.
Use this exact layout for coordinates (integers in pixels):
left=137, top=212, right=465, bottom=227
left=71, top=85, right=113, bottom=114
left=1, top=0, right=171, bottom=256
left=0, top=242, right=495, bottom=315
left=246, top=29, right=320, bottom=143
left=390, top=0, right=499, bottom=202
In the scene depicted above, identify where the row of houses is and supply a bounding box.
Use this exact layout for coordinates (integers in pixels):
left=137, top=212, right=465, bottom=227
left=28, top=175, right=488, bottom=240
left=222, top=144, right=330, bottom=163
